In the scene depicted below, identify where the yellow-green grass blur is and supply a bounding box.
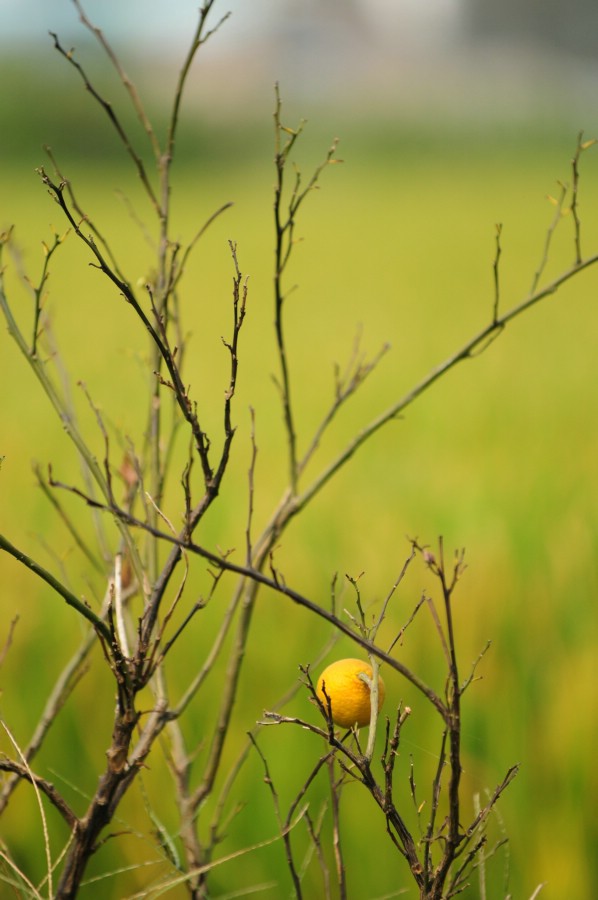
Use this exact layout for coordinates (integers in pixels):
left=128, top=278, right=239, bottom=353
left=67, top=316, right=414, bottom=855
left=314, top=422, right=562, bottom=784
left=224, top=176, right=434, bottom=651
left=1, top=120, right=597, bottom=898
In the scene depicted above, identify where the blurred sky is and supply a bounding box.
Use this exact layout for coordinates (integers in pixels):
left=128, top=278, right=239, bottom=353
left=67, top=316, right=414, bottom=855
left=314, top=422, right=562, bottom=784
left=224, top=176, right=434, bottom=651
left=0, top=0, right=461, bottom=49
left=1, top=0, right=598, bottom=125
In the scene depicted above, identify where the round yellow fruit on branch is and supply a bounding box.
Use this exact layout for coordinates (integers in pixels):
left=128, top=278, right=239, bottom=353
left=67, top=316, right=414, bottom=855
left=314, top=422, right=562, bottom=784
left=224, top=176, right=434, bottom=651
left=316, top=658, right=386, bottom=728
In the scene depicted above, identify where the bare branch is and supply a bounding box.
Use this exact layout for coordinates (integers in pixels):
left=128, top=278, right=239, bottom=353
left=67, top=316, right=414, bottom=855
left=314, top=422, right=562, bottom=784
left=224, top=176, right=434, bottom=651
left=44, top=492, right=449, bottom=719
left=34, top=464, right=104, bottom=575
left=460, top=641, right=492, bottom=695
left=0, top=759, right=78, bottom=831
left=529, top=182, right=568, bottom=297
left=171, top=202, right=234, bottom=295
left=295, top=249, right=598, bottom=515
left=273, top=85, right=342, bottom=492
left=0, top=532, right=111, bottom=642
left=49, top=31, right=159, bottom=213
left=165, top=1, right=230, bottom=169
left=71, top=0, right=161, bottom=160
left=249, top=734, right=304, bottom=898
left=44, top=145, right=129, bottom=284
left=459, top=765, right=521, bottom=855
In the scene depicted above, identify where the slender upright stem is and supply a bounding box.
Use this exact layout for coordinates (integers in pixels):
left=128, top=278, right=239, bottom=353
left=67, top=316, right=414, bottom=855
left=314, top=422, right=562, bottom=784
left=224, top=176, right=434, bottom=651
left=273, top=89, right=299, bottom=491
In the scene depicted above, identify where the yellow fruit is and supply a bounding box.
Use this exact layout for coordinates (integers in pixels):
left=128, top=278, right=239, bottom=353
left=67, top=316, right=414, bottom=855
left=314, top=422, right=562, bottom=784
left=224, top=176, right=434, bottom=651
left=316, top=658, right=386, bottom=728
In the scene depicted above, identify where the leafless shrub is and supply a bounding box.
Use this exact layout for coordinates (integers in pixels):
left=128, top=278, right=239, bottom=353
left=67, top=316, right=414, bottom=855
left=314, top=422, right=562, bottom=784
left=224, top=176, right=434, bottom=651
left=0, top=2, right=594, bottom=897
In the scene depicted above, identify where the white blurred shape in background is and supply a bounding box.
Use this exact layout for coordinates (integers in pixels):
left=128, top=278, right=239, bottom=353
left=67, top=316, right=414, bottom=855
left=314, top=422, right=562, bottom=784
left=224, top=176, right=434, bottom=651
left=1, top=0, right=597, bottom=124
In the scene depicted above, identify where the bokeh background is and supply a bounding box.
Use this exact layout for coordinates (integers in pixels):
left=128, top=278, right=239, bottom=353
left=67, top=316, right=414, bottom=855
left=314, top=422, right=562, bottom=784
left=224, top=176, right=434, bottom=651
left=1, top=1, right=597, bottom=897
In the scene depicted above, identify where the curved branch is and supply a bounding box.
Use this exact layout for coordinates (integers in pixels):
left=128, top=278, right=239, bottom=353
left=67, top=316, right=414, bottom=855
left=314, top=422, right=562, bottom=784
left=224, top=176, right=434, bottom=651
left=0, top=760, right=79, bottom=830
left=37, top=494, right=447, bottom=720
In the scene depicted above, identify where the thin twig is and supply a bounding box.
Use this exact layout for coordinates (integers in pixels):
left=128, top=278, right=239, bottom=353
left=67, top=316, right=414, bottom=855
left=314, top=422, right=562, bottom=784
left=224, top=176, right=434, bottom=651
left=298, top=336, right=390, bottom=477
left=44, top=145, right=129, bottom=284
left=571, top=132, right=584, bottom=265
left=458, top=765, right=520, bottom=856
left=249, top=734, right=303, bottom=899
left=165, top=1, right=229, bottom=169
left=294, top=248, right=598, bottom=516
left=261, top=711, right=423, bottom=884
left=72, top=0, right=161, bottom=161
left=209, top=633, right=342, bottom=847
left=31, top=228, right=66, bottom=356
left=50, top=31, right=159, bottom=214
left=492, top=223, right=502, bottom=324
left=0, top=532, right=111, bottom=641
left=34, top=464, right=104, bottom=575
left=327, top=755, right=346, bottom=900
left=460, top=641, right=492, bottom=695
left=387, top=593, right=426, bottom=655
left=529, top=182, right=568, bottom=297
left=273, top=85, right=341, bottom=492
left=171, top=202, right=234, bottom=295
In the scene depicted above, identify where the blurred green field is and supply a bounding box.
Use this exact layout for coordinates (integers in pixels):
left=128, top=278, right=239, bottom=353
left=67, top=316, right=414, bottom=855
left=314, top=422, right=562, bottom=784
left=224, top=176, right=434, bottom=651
left=1, top=103, right=597, bottom=899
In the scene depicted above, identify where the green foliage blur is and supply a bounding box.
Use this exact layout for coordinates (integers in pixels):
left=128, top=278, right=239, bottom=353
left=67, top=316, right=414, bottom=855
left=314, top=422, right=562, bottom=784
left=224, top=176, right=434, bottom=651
left=1, top=44, right=597, bottom=899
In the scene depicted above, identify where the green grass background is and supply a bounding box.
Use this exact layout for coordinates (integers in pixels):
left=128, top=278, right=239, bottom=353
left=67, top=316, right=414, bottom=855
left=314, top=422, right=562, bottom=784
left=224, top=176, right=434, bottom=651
left=1, top=62, right=597, bottom=898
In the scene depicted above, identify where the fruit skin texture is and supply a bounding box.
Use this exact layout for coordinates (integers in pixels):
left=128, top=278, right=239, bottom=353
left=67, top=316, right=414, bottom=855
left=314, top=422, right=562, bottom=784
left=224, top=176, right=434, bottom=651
left=316, top=658, right=386, bottom=728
